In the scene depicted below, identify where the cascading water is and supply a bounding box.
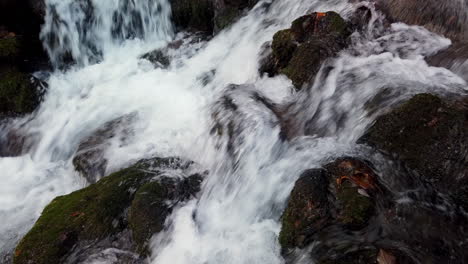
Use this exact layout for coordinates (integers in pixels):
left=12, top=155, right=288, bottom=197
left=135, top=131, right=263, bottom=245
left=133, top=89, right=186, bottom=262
left=0, top=0, right=467, bottom=263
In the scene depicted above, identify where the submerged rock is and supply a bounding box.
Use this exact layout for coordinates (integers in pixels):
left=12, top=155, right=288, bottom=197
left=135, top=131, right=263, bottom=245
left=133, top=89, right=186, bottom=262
left=14, top=157, right=204, bottom=264
left=72, top=115, right=136, bottom=184
left=260, top=12, right=351, bottom=89
left=359, top=93, right=468, bottom=207
left=279, top=158, right=379, bottom=258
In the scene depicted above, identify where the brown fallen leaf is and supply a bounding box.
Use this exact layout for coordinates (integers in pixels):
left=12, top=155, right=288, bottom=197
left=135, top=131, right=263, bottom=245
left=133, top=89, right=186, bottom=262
left=378, top=249, right=396, bottom=264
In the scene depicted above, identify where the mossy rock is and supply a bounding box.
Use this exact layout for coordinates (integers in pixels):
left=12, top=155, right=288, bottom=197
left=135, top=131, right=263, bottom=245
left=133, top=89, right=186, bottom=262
left=279, top=169, right=331, bottom=250
left=14, top=157, right=204, bottom=264
left=290, top=12, right=349, bottom=43
left=0, top=67, right=40, bottom=117
left=359, top=93, right=468, bottom=206
left=129, top=174, right=202, bottom=254
left=271, top=29, right=296, bottom=69
left=281, top=40, right=336, bottom=89
left=279, top=158, right=378, bottom=253
left=262, top=12, right=351, bottom=89
left=0, top=36, right=20, bottom=60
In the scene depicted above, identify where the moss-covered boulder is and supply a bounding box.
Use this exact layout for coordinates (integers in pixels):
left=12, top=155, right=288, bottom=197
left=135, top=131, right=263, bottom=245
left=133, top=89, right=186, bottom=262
left=14, top=157, right=204, bottom=264
left=279, top=169, right=331, bottom=249
left=260, top=12, right=351, bottom=89
left=359, top=93, right=468, bottom=207
left=0, top=34, right=20, bottom=61
left=0, top=67, right=41, bottom=118
left=279, top=158, right=378, bottom=253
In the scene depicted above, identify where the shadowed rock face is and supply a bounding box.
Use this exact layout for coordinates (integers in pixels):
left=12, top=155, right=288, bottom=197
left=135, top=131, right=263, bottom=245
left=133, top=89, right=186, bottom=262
left=377, top=0, right=468, bottom=41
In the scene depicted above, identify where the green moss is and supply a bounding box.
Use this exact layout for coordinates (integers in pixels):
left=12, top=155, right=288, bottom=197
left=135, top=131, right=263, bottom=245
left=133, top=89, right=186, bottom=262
left=279, top=169, right=330, bottom=250
left=0, top=37, right=20, bottom=59
left=271, top=29, right=296, bottom=69
left=281, top=41, right=331, bottom=89
left=14, top=166, right=153, bottom=264
left=0, top=68, right=39, bottom=116
left=361, top=93, right=465, bottom=183
left=335, top=181, right=374, bottom=229
left=129, top=181, right=170, bottom=254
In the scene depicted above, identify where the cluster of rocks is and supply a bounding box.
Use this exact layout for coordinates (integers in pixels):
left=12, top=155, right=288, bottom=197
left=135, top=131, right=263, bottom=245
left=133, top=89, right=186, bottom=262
left=5, top=0, right=468, bottom=263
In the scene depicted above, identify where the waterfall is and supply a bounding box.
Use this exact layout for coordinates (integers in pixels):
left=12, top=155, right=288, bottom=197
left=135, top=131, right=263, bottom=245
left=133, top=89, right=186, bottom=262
left=0, top=0, right=466, bottom=263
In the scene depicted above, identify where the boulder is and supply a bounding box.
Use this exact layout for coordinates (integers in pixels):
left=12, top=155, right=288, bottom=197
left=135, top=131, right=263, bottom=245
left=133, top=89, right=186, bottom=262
left=376, top=0, right=468, bottom=41
left=279, top=158, right=379, bottom=260
left=0, top=67, right=42, bottom=118
left=359, top=93, right=468, bottom=207
left=260, top=12, right=351, bottom=89
left=72, top=115, right=136, bottom=184
left=14, top=157, right=204, bottom=264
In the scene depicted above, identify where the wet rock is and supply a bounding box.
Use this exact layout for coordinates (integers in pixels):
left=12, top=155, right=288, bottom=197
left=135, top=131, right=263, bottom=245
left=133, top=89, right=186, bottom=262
left=170, top=0, right=215, bottom=34
left=14, top=157, right=204, bottom=264
left=213, top=0, right=258, bottom=32
left=376, top=0, right=468, bottom=41
left=129, top=168, right=203, bottom=254
left=318, top=249, right=378, bottom=264
left=72, top=115, right=136, bottom=184
left=278, top=169, right=331, bottom=249
left=359, top=93, right=468, bottom=207
left=0, top=67, right=41, bottom=118
left=140, top=50, right=170, bottom=68
left=427, top=42, right=468, bottom=81
left=260, top=12, right=351, bottom=89
left=279, top=158, right=378, bottom=252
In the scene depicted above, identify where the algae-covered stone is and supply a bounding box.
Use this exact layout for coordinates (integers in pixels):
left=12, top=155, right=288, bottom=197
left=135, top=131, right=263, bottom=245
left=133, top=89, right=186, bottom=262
left=359, top=93, right=468, bottom=206
left=0, top=67, right=40, bottom=117
left=261, top=12, right=351, bottom=89
left=129, top=174, right=203, bottom=254
left=279, top=158, right=378, bottom=253
left=14, top=157, right=204, bottom=264
left=279, top=169, right=330, bottom=250
left=0, top=36, right=20, bottom=60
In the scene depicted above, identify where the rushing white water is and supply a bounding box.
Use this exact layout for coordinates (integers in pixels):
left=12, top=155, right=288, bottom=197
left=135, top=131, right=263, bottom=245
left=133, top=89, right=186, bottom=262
left=0, top=0, right=467, bottom=263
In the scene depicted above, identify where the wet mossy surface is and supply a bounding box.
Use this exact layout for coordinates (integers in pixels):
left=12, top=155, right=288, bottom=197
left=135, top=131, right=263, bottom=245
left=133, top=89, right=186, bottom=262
left=262, top=12, right=351, bottom=89
left=360, top=93, right=468, bottom=207
left=14, top=157, right=203, bottom=264
left=278, top=169, right=330, bottom=249
left=0, top=36, right=20, bottom=60
left=0, top=67, right=39, bottom=117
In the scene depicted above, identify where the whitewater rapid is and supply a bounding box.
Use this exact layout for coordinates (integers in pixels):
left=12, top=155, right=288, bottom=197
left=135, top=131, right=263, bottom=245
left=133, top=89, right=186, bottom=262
left=0, top=0, right=466, bottom=263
